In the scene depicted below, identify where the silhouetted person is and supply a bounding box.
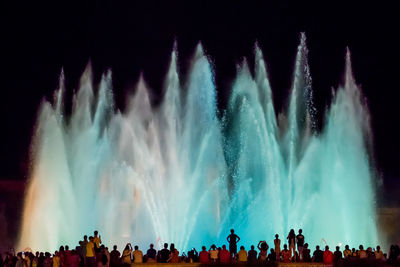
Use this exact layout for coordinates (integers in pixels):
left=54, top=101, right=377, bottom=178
left=334, top=246, right=342, bottom=264
left=274, top=234, right=281, bottom=261
left=199, top=246, right=210, bottom=264
left=109, top=245, right=120, bottom=267
left=237, top=246, right=247, bottom=262
left=267, top=248, right=276, bottom=262
left=343, top=245, right=351, bottom=259
left=312, top=245, right=323, bottom=262
left=303, top=243, right=311, bottom=262
left=93, top=231, right=102, bottom=253
left=122, top=243, right=132, bottom=264
left=226, top=229, right=240, bottom=256
left=160, top=243, right=170, bottom=263
left=323, top=246, right=334, bottom=264
left=257, top=241, right=268, bottom=261
left=146, top=244, right=156, bottom=263
left=358, top=245, right=367, bottom=259
left=287, top=229, right=296, bottom=261
left=247, top=245, right=257, bottom=262
left=219, top=245, right=230, bottom=263
left=281, top=244, right=291, bottom=263
left=209, top=245, right=218, bottom=263
left=375, top=245, right=384, bottom=261
left=296, top=229, right=304, bottom=261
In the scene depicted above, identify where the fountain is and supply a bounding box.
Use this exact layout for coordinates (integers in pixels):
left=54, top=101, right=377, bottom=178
left=18, top=33, right=379, bottom=252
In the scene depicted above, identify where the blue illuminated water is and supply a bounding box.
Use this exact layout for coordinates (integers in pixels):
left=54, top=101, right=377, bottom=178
left=18, top=33, right=379, bottom=252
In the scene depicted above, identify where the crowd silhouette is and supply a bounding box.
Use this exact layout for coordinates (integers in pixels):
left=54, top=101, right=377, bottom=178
left=1, top=229, right=400, bottom=266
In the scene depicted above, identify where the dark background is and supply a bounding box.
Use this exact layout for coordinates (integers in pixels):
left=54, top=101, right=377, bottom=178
left=1, top=1, right=399, bottom=205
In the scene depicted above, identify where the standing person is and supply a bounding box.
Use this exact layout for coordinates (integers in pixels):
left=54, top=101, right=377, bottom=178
left=209, top=245, right=218, bottom=263
left=93, top=232, right=102, bottom=253
left=199, top=247, right=210, bottom=264
left=296, top=229, right=304, bottom=261
left=274, top=234, right=281, bottom=261
left=81, top=236, right=88, bottom=266
left=132, top=246, right=143, bottom=263
left=146, top=244, right=156, bottom=263
left=121, top=244, right=132, bottom=265
left=257, top=241, right=268, bottom=262
left=86, top=237, right=96, bottom=267
left=287, top=229, right=296, bottom=261
left=226, top=229, right=240, bottom=257
left=247, top=245, right=257, bottom=263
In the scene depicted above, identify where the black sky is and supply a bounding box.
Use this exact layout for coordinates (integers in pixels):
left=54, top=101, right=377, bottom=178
left=1, top=1, right=399, bottom=200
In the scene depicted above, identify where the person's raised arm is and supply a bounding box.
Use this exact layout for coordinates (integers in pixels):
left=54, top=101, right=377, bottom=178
left=257, top=241, right=262, bottom=250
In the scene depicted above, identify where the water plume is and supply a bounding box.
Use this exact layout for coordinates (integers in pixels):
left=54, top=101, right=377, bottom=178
left=19, top=34, right=379, bottom=252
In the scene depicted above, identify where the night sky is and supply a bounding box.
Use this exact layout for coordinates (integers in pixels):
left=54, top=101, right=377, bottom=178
left=1, top=1, right=399, bottom=203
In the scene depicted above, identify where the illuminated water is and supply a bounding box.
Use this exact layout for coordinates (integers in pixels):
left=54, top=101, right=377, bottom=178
left=18, top=34, right=379, bottom=252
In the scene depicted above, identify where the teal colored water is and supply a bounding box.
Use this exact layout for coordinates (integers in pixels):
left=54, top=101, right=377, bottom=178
left=18, top=34, right=379, bottom=252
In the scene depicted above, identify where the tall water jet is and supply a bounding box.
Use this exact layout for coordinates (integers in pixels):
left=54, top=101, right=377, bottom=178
left=19, top=34, right=379, bottom=252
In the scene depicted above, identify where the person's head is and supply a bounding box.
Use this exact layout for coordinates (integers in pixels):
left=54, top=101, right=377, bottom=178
left=345, top=245, right=349, bottom=250
left=316, top=245, right=320, bottom=250
left=84, top=235, right=87, bottom=240
left=299, top=229, right=302, bottom=234
left=283, top=244, right=287, bottom=249
left=240, top=246, right=244, bottom=250
left=89, top=236, right=94, bottom=242
left=113, top=245, right=117, bottom=250
left=59, top=246, right=64, bottom=252
left=94, top=231, right=98, bottom=236
left=211, top=244, right=216, bottom=250
left=270, top=248, right=275, bottom=253
left=352, top=248, right=355, bottom=252
left=261, top=241, right=267, bottom=250
left=251, top=245, right=254, bottom=250
left=336, top=246, right=340, bottom=251
left=290, top=229, right=295, bottom=235
left=170, top=243, right=175, bottom=251
left=359, top=245, right=363, bottom=250
left=134, top=246, right=138, bottom=250
left=65, top=245, right=69, bottom=250
left=230, top=229, right=234, bottom=234
left=275, top=234, right=279, bottom=238
left=125, top=244, right=130, bottom=250
left=377, top=245, right=381, bottom=251
left=17, top=252, right=22, bottom=260
left=202, top=246, right=206, bottom=251
left=164, top=243, right=168, bottom=249
left=222, top=245, right=226, bottom=250
left=150, top=244, right=154, bottom=249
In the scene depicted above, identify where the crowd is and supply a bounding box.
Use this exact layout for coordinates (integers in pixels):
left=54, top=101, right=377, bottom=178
left=1, top=229, right=400, bottom=266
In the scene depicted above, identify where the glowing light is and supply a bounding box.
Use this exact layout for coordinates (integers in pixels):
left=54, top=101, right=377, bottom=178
left=18, top=35, right=379, bottom=252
